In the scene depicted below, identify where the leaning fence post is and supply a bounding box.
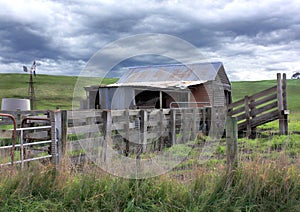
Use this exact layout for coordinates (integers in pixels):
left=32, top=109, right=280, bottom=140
left=244, top=96, right=251, bottom=138
left=226, top=116, right=238, bottom=172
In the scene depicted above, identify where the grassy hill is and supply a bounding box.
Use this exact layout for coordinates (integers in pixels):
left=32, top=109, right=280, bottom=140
left=232, top=79, right=300, bottom=113
left=0, top=74, right=300, bottom=112
left=0, top=73, right=299, bottom=112
left=0, top=74, right=117, bottom=110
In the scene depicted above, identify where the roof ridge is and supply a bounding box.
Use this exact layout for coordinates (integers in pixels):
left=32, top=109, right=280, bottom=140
left=126, top=61, right=222, bottom=69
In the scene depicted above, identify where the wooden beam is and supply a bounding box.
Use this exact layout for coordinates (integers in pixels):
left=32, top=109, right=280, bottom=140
left=140, top=110, right=147, bottom=153
left=282, top=73, right=288, bottom=135
left=159, top=91, right=162, bottom=109
left=169, top=109, right=176, bottom=146
left=226, top=116, right=238, bottom=172
left=277, top=73, right=285, bottom=135
left=102, top=110, right=112, bottom=163
left=244, top=96, right=251, bottom=138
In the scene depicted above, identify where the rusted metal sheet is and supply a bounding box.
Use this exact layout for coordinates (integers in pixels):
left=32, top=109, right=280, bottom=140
left=111, top=80, right=207, bottom=89
left=117, top=62, right=225, bottom=84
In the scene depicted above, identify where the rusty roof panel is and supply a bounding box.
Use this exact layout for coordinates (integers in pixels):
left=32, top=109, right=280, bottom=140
left=117, top=62, right=223, bottom=84
left=111, top=80, right=207, bottom=89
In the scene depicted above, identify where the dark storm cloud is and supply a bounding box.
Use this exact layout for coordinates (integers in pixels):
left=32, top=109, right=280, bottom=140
left=0, top=0, right=299, bottom=80
left=0, top=21, right=61, bottom=62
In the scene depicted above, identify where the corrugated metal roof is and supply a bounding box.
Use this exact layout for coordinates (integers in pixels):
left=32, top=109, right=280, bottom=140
left=117, top=62, right=223, bottom=84
left=110, top=80, right=207, bottom=89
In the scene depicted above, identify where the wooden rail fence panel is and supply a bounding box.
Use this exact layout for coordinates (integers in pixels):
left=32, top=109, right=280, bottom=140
left=1, top=107, right=211, bottom=166
left=228, top=73, right=288, bottom=137
left=65, top=108, right=208, bottom=161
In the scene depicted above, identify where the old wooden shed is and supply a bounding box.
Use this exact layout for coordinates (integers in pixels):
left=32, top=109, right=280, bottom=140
left=83, top=62, right=231, bottom=110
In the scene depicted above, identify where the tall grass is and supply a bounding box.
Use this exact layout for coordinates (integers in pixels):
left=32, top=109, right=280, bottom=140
left=1, top=154, right=300, bottom=211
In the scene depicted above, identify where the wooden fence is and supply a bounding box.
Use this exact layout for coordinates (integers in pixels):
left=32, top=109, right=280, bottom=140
left=228, top=73, right=288, bottom=137
left=66, top=108, right=210, bottom=159
left=0, top=108, right=211, bottom=165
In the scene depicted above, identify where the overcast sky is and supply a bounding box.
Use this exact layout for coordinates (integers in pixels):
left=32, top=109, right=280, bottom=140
left=0, top=0, right=299, bottom=81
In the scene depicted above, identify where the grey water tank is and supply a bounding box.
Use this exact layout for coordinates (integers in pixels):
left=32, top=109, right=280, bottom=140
left=1, top=98, right=30, bottom=111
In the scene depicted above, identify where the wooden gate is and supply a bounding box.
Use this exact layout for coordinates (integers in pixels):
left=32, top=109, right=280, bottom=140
left=228, top=73, right=288, bottom=137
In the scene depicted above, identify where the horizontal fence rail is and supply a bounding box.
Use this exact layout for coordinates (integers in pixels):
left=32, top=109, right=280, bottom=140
left=228, top=73, right=288, bottom=137
left=1, top=106, right=217, bottom=167
left=66, top=107, right=211, bottom=161
left=0, top=125, right=52, bottom=167
left=0, top=110, right=61, bottom=167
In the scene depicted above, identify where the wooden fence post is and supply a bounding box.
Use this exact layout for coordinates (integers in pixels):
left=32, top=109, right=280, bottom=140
left=124, top=109, right=130, bottom=156
left=61, top=110, right=68, bottom=156
left=244, top=96, right=251, bottom=138
left=282, top=73, right=288, bottom=135
left=102, top=110, right=112, bottom=163
left=277, top=73, right=287, bottom=135
left=191, top=108, right=197, bottom=140
left=182, top=109, right=188, bottom=143
left=50, top=111, right=58, bottom=165
left=159, top=109, right=164, bottom=151
left=135, top=114, right=141, bottom=157
left=250, top=98, right=256, bottom=138
left=140, top=110, right=147, bottom=153
left=202, top=108, right=207, bottom=135
left=226, top=116, right=238, bottom=172
left=169, top=109, right=176, bottom=146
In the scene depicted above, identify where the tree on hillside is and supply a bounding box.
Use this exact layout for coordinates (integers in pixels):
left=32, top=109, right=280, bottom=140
left=291, top=72, right=300, bottom=79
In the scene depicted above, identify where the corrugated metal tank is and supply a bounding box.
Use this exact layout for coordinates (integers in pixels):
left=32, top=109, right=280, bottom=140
left=1, top=98, right=30, bottom=111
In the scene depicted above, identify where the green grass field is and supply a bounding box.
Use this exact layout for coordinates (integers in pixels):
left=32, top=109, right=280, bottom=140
left=0, top=74, right=300, bottom=211
left=1, top=73, right=299, bottom=112
left=0, top=74, right=117, bottom=110
left=232, top=79, right=300, bottom=113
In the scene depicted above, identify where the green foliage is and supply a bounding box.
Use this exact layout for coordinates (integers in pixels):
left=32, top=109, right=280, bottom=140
left=165, top=144, right=192, bottom=158
left=216, top=144, right=226, bottom=155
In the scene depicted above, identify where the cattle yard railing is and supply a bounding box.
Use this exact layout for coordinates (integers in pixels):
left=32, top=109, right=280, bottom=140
left=0, top=125, right=52, bottom=167
left=1, top=108, right=212, bottom=166
left=66, top=107, right=212, bottom=160
left=228, top=73, right=288, bottom=137
left=0, top=110, right=62, bottom=167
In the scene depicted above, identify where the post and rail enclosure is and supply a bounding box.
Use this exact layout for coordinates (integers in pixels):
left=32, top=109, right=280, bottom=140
left=228, top=73, right=288, bottom=138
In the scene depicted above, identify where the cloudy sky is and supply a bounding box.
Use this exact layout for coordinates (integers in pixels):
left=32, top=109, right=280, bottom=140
left=0, top=0, right=299, bottom=81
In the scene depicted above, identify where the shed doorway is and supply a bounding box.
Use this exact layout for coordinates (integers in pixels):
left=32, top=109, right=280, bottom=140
left=134, top=90, right=176, bottom=109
